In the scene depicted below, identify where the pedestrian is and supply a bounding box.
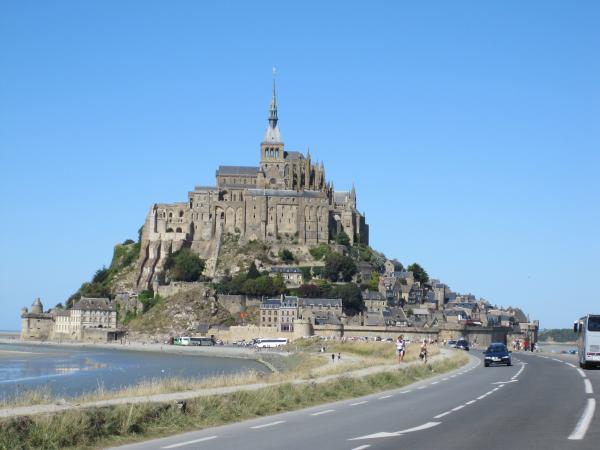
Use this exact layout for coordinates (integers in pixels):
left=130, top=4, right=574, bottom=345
left=420, top=341, right=428, bottom=363
left=337, top=352, right=341, bottom=361
left=331, top=353, right=335, bottom=363
left=396, top=335, right=406, bottom=363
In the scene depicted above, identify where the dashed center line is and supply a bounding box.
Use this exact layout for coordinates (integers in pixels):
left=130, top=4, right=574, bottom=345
left=431, top=381, right=439, bottom=385
left=451, top=405, right=465, bottom=411
left=162, top=436, right=218, bottom=449
left=433, top=411, right=452, bottom=419
left=584, top=379, right=593, bottom=394
left=465, top=400, right=476, bottom=405
left=577, top=368, right=587, bottom=378
left=379, top=395, right=393, bottom=399
left=351, top=445, right=371, bottom=450
left=311, top=409, right=335, bottom=416
left=417, top=386, right=426, bottom=390
left=351, top=401, right=368, bottom=406
left=250, top=420, right=286, bottom=429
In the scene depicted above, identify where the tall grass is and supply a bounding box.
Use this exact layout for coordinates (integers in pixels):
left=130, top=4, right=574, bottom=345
left=0, top=352, right=468, bottom=450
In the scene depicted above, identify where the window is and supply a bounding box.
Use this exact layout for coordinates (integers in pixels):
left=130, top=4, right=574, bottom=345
left=270, top=149, right=274, bottom=157
left=276, top=149, right=279, bottom=158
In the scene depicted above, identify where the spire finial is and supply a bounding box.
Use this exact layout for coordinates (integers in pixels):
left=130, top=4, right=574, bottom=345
left=269, top=67, right=278, bottom=125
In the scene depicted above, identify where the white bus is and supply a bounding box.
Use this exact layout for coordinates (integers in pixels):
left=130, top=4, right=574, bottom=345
left=175, top=336, right=214, bottom=346
left=574, top=315, right=600, bottom=369
left=255, top=338, right=288, bottom=348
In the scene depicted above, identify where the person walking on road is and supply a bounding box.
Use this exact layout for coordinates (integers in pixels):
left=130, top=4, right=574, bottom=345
left=331, top=353, right=335, bottom=363
left=420, top=341, right=428, bottom=363
left=396, top=335, right=406, bottom=363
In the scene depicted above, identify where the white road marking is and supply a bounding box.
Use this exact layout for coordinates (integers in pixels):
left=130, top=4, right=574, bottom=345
left=433, top=411, right=452, bottom=418
left=566, top=362, right=577, bottom=368
left=568, top=399, right=596, bottom=440
left=465, top=400, right=476, bottom=405
left=250, top=420, right=286, bottom=429
left=552, top=358, right=562, bottom=362
left=430, top=381, right=439, bottom=385
left=349, top=422, right=440, bottom=440
left=162, top=436, right=218, bottom=448
left=492, top=380, right=518, bottom=384
left=577, top=368, right=587, bottom=378
left=311, top=409, right=335, bottom=416
left=584, top=379, right=593, bottom=394
left=351, top=446, right=371, bottom=450
left=351, top=401, right=368, bottom=406
left=399, top=390, right=412, bottom=394
left=417, top=386, right=426, bottom=390
left=477, top=395, right=487, bottom=400
left=451, top=405, right=465, bottom=411
left=379, top=395, right=392, bottom=399
left=442, top=378, right=449, bottom=381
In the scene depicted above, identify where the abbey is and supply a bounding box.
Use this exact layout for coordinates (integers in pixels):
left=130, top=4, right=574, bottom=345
left=136, top=81, right=368, bottom=289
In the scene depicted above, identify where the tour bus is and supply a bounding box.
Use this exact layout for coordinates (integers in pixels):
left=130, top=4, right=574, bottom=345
left=255, top=338, right=288, bottom=348
left=573, top=315, right=600, bottom=369
left=175, top=336, right=215, bottom=346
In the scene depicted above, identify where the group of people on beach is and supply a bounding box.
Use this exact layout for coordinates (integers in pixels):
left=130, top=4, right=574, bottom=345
left=396, top=335, right=429, bottom=364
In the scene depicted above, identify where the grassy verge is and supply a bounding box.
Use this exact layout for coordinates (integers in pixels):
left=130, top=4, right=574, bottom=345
left=0, top=352, right=468, bottom=450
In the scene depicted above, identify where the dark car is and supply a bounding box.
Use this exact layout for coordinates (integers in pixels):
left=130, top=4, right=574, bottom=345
left=484, top=343, right=512, bottom=367
left=456, top=339, right=470, bottom=351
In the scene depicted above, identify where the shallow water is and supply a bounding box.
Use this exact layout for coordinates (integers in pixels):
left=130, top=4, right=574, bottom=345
left=0, top=343, right=267, bottom=400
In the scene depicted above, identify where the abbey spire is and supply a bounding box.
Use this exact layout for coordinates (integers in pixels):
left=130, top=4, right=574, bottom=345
left=263, top=74, right=282, bottom=144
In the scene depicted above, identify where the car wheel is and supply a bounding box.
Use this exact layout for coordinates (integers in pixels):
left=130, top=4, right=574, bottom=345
left=507, top=360, right=512, bottom=366
left=484, top=363, right=489, bottom=367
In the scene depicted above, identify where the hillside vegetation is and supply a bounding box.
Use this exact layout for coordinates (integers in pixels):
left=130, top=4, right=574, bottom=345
left=538, top=328, right=577, bottom=342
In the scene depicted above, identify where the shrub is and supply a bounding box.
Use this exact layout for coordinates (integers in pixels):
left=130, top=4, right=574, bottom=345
left=309, top=244, right=331, bottom=261
left=164, top=248, right=205, bottom=282
left=279, top=249, right=294, bottom=264
left=323, top=253, right=357, bottom=282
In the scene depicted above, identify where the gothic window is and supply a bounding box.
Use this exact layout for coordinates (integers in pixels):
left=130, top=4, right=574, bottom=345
left=166, top=228, right=174, bottom=233
left=176, top=227, right=182, bottom=233
left=275, top=149, right=279, bottom=158
left=265, top=149, right=268, bottom=158
left=179, top=210, right=184, bottom=217
left=168, top=212, right=173, bottom=218
left=270, top=149, right=274, bottom=157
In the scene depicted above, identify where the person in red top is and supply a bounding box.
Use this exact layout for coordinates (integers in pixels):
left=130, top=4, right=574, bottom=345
left=523, top=340, right=529, bottom=351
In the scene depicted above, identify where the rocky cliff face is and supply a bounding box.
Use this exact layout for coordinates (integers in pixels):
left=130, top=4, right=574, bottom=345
left=125, top=286, right=235, bottom=337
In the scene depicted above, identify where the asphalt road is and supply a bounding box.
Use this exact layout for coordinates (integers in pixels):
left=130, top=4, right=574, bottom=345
left=109, top=350, right=599, bottom=450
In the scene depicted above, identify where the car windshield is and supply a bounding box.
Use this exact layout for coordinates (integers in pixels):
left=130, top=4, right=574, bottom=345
left=487, top=345, right=506, bottom=353
left=588, top=316, right=600, bottom=332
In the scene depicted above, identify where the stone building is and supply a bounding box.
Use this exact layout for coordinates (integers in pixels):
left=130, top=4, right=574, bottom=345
left=21, top=297, right=121, bottom=342
left=269, top=266, right=303, bottom=287
left=136, top=81, right=368, bottom=289
left=260, top=295, right=343, bottom=331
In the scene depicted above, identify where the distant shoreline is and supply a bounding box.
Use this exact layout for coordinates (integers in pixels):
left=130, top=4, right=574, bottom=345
left=0, top=337, right=283, bottom=372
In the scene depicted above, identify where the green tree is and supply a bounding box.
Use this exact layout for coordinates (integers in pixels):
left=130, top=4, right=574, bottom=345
left=164, top=248, right=205, bottom=282
left=407, top=263, right=429, bottom=284
left=331, top=283, right=364, bottom=315
left=92, top=266, right=110, bottom=284
left=323, top=253, right=357, bottom=282
left=309, top=244, right=332, bottom=261
left=367, top=271, right=380, bottom=291
left=279, top=248, right=295, bottom=263
left=298, top=283, right=322, bottom=298
left=335, top=230, right=351, bottom=247
left=247, top=262, right=261, bottom=279
left=300, top=266, right=312, bottom=282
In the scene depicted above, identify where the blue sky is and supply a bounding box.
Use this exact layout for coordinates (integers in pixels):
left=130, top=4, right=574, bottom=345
left=1, top=1, right=598, bottom=330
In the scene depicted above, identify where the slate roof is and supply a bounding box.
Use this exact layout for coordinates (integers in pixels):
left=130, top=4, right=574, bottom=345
left=299, top=298, right=342, bottom=308
left=270, top=266, right=302, bottom=274
left=216, top=166, right=259, bottom=176
left=333, top=192, right=350, bottom=204
left=247, top=189, right=323, bottom=198
left=72, top=297, right=114, bottom=311
left=284, top=151, right=304, bottom=160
